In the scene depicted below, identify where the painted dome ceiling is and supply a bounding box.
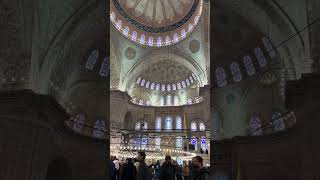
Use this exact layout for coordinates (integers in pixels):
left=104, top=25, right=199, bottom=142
left=110, top=0, right=203, bottom=47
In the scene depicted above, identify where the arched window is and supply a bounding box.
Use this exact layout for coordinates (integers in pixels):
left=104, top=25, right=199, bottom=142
left=161, top=84, right=166, bottom=91
left=73, top=113, right=85, bottom=132
left=123, top=26, right=129, bottom=36
left=116, top=20, right=122, bottom=30
left=176, top=136, right=183, bottom=149
left=176, top=116, right=182, bottom=130
left=249, top=116, right=263, bottom=136
left=172, top=84, right=177, bottom=91
left=132, top=31, right=137, bottom=41
left=230, top=62, right=242, bottom=82
left=182, top=81, right=186, bottom=88
left=189, top=76, right=194, bottom=83
left=156, top=84, right=160, bottom=91
left=165, top=35, right=170, bottom=46
left=135, top=122, right=141, bottom=130
left=177, top=82, right=182, bottom=90
left=155, top=137, right=161, bottom=149
left=142, top=122, right=148, bottom=130
left=173, top=33, right=179, bottom=43
left=191, top=122, right=197, bottom=131
left=191, top=138, right=198, bottom=151
left=166, top=94, right=172, bottom=106
left=92, top=119, right=106, bottom=138
left=155, top=117, right=162, bottom=131
left=150, top=83, right=155, bottom=90
left=262, top=37, right=276, bottom=58
left=174, top=95, right=179, bottom=106
left=148, top=36, right=153, bottom=46
left=146, top=99, right=151, bottom=106
left=255, top=47, right=267, bottom=67
left=165, top=116, right=173, bottom=130
left=140, top=79, right=145, bottom=86
left=272, top=112, right=285, bottom=132
left=186, top=79, right=190, bottom=86
left=157, top=36, right=162, bottom=46
left=215, top=67, right=227, bottom=87
left=140, top=34, right=145, bottom=44
left=187, top=98, right=193, bottom=105
left=167, top=84, right=171, bottom=91
left=145, top=81, right=150, bottom=88
left=85, top=50, right=99, bottom=70
left=141, top=135, right=148, bottom=149
left=160, top=96, right=164, bottom=106
left=201, top=138, right=207, bottom=151
left=243, top=56, right=255, bottom=76
left=99, top=57, right=109, bottom=77
left=199, top=122, right=205, bottom=131
left=136, top=77, right=141, bottom=84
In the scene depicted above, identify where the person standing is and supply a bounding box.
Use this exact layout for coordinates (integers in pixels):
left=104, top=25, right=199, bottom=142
left=136, top=151, right=152, bottom=180
left=159, top=156, right=176, bottom=180
left=110, top=158, right=117, bottom=180
left=190, top=156, right=209, bottom=180
left=121, top=158, right=137, bottom=180
left=154, top=160, right=161, bottom=180
left=175, top=164, right=183, bottom=180
left=182, top=161, right=190, bottom=180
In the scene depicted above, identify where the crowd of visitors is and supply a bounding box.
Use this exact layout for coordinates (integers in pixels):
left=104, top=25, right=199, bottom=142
left=110, top=152, right=209, bottom=180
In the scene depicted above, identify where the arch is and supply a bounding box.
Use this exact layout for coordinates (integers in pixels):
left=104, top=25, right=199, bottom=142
left=92, top=119, right=106, bottom=138
left=191, top=121, right=197, bottom=131
left=46, top=157, right=72, bottom=180
left=165, top=116, right=173, bottom=130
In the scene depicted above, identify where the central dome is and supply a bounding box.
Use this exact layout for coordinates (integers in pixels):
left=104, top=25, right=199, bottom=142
left=110, top=0, right=203, bottom=47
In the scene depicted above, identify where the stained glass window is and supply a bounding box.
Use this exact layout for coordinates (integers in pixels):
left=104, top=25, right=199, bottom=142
left=181, top=29, right=186, bottom=38
left=272, top=112, right=285, bottom=131
left=155, top=137, right=161, bottom=149
left=199, top=122, right=205, bottom=131
left=99, top=57, right=109, bottom=77
left=142, top=122, right=148, bottom=130
left=135, top=122, right=141, bottom=130
left=192, top=73, right=197, bottom=79
left=173, top=33, right=179, bottom=43
left=249, top=116, right=263, bottom=136
left=176, top=116, right=182, bottom=130
left=165, top=36, right=170, bottom=46
left=167, top=84, right=171, bottom=91
left=160, top=96, right=164, bottom=106
left=172, top=84, right=177, bottom=91
left=201, top=138, right=207, bottom=151
left=92, top=119, right=106, bottom=138
left=165, top=116, right=173, bottom=130
left=187, top=98, right=192, bottom=105
left=156, top=117, right=162, bottom=131
left=191, top=122, right=197, bottom=131
left=73, top=113, right=85, bottom=132
left=191, top=138, right=198, bottom=151
left=230, top=62, right=242, bottom=82
left=255, top=47, right=267, bottom=67
left=166, top=94, right=172, bottom=106
left=141, top=79, right=145, bottom=86
left=116, top=20, right=122, bottom=30
left=189, top=76, right=194, bottom=83
left=161, top=84, right=166, bottom=91
left=188, top=24, right=193, bottom=31
left=85, top=50, right=99, bottom=70
left=145, top=81, right=150, bottom=88
left=243, top=56, right=255, bottom=76
left=136, top=77, right=141, bottom=84
left=216, top=67, right=227, bottom=87
left=150, top=83, right=155, bottom=90
left=148, top=36, right=153, bottom=46
left=123, top=26, right=129, bottom=36
left=186, top=79, right=190, bottom=86
left=176, top=136, right=183, bottom=149
left=140, top=34, right=145, bottom=44
left=262, top=37, right=276, bottom=58
left=182, top=81, right=186, bottom=88
left=132, top=31, right=137, bottom=41
left=156, top=84, right=160, bottom=91
left=157, top=36, right=162, bottom=47
left=177, top=82, right=182, bottom=90
left=141, top=135, right=148, bottom=149
left=174, top=95, right=179, bottom=106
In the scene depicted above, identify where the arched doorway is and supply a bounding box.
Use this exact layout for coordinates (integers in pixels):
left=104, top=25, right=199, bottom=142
left=46, top=157, right=71, bottom=180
